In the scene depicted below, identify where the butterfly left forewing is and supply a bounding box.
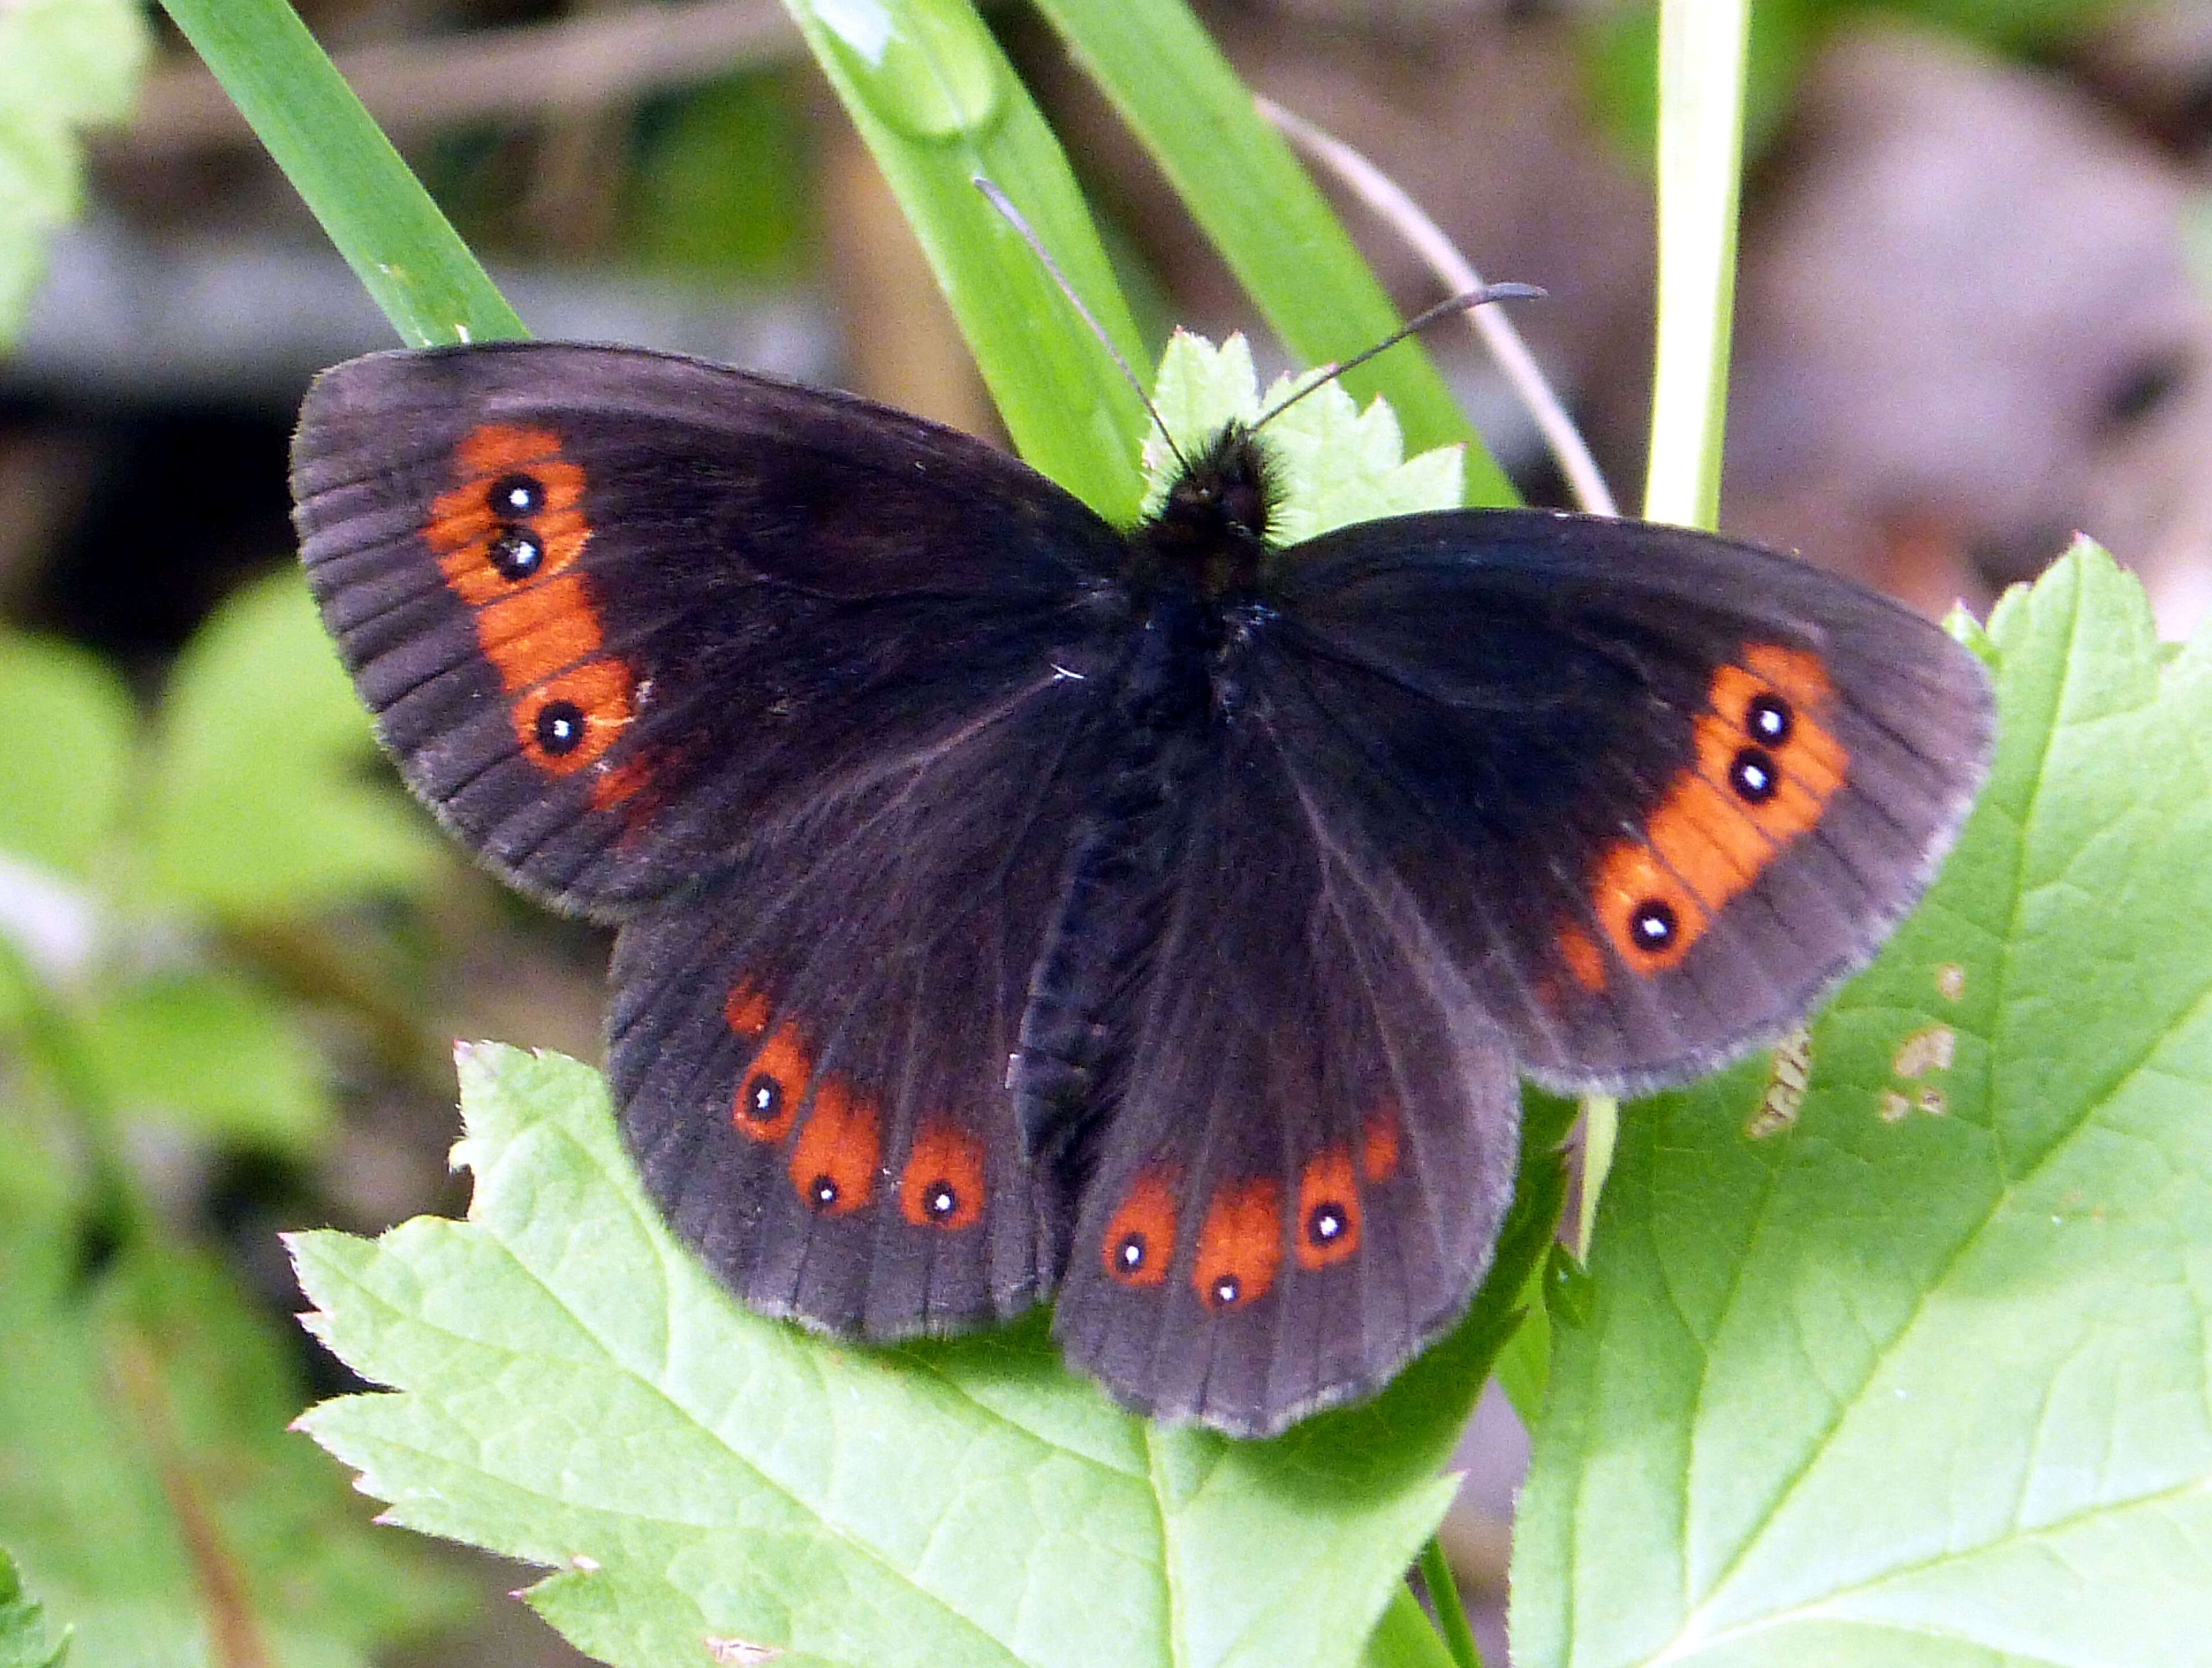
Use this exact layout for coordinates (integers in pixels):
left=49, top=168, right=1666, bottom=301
left=290, top=340, right=1126, bottom=916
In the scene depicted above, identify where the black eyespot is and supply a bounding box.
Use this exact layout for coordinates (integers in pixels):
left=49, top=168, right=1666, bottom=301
left=534, top=699, right=585, bottom=755
left=1746, top=692, right=1791, bottom=745
left=925, top=1181, right=959, bottom=1220
left=1116, top=1233, right=1147, bottom=1271
left=1729, top=746, right=1779, bottom=803
left=740, top=1074, right=779, bottom=1123
left=1211, top=1274, right=1241, bottom=1307
left=808, top=1174, right=839, bottom=1210
left=487, top=525, right=543, bottom=581
left=1306, top=1202, right=1346, bottom=1246
left=1631, top=899, right=1678, bottom=951
left=488, top=472, right=544, bottom=517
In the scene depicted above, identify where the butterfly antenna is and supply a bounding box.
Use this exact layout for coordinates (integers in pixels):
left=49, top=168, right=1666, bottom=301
left=1252, top=283, right=1546, bottom=430
left=972, top=176, right=1191, bottom=475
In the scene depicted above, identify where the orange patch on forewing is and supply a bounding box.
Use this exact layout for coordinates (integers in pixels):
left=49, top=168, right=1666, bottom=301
left=1192, top=1178, right=1283, bottom=1310
left=513, top=658, right=636, bottom=775
left=1581, top=642, right=1851, bottom=978
left=731, top=1022, right=809, bottom=1142
left=723, top=983, right=770, bottom=1036
left=1294, top=1148, right=1362, bottom=1270
left=1101, top=1169, right=1179, bottom=1287
left=473, top=573, right=602, bottom=691
left=586, top=753, right=657, bottom=816
left=787, top=1077, right=880, bottom=1216
left=1741, top=642, right=1831, bottom=709
left=424, top=425, right=590, bottom=605
left=1556, top=923, right=1607, bottom=993
left=899, top=1122, right=985, bottom=1230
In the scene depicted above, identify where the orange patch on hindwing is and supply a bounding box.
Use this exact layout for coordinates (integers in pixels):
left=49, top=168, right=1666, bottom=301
left=899, top=1122, right=985, bottom=1230
left=425, top=423, right=640, bottom=788
left=1578, top=640, right=1852, bottom=980
left=1294, top=1148, right=1361, bottom=1270
left=1192, top=1178, right=1283, bottom=1311
left=730, top=1023, right=808, bottom=1144
left=1102, top=1169, right=1179, bottom=1287
left=1361, top=1106, right=1402, bottom=1184
left=789, top=1078, right=881, bottom=1216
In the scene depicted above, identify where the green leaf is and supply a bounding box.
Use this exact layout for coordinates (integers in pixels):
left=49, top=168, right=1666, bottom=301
left=293, top=1043, right=1562, bottom=1668
left=0, top=1187, right=469, bottom=1667
left=1511, top=544, right=2212, bottom=1666
left=0, top=0, right=150, bottom=342
left=77, top=973, right=328, bottom=1151
left=142, top=572, right=448, bottom=919
left=0, top=1548, right=66, bottom=1668
left=0, top=636, right=135, bottom=880
left=779, top=0, right=1152, bottom=518
left=1142, top=333, right=1464, bottom=540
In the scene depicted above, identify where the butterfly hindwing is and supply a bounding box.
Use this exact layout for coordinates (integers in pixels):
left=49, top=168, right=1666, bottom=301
left=1050, top=715, right=1521, bottom=1436
left=289, top=340, right=1126, bottom=915
left=608, top=643, right=1112, bottom=1339
left=1258, top=509, right=1994, bottom=1093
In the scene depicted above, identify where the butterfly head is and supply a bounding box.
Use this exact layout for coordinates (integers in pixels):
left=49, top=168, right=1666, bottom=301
left=1139, top=422, right=1281, bottom=598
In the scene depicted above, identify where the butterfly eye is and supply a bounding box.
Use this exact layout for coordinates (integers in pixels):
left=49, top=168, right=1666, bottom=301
left=1746, top=691, right=1792, bottom=745
left=487, top=526, right=544, bottom=581
left=1729, top=746, right=1779, bottom=804
left=488, top=471, right=545, bottom=517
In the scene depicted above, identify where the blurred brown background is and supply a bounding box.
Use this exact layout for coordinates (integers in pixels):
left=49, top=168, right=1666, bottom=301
left=4, top=0, right=2205, bottom=1661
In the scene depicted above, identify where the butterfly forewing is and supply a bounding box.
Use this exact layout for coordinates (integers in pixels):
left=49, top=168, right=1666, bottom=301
left=290, top=342, right=1126, bottom=916
left=1260, top=510, right=1995, bottom=1094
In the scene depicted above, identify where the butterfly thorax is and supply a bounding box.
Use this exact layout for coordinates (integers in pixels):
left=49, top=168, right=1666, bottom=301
left=1131, top=423, right=1279, bottom=603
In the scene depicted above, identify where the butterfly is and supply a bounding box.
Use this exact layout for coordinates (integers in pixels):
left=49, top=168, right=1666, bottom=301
left=289, top=339, right=1993, bottom=1437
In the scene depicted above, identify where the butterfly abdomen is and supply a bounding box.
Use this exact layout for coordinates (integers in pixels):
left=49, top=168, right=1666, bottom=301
left=1013, top=589, right=1225, bottom=1189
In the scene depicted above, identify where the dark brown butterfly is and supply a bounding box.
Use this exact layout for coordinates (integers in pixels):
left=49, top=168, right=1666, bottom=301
left=289, top=340, right=1992, bottom=1436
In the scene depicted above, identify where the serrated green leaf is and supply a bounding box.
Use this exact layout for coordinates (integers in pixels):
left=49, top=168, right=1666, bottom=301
left=142, top=572, right=448, bottom=918
left=0, top=1548, right=66, bottom=1668
left=1142, top=334, right=1463, bottom=543
left=1511, top=543, right=2212, bottom=1666
left=0, top=0, right=150, bottom=342
left=0, top=632, right=136, bottom=881
left=77, top=972, right=328, bottom=1150
left=292, top=1043, right=1559, bottom=1668
left=0, top=1188, right=468, bottom=1668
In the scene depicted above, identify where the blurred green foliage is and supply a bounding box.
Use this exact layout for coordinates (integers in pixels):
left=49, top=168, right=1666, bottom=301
left=0, top=577, right=467, bottom=1661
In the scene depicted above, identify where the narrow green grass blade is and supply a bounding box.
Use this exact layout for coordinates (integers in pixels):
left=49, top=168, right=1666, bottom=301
left=1033, top=0, right=1514, bottom=506
left=1641, top=0, right=1748, bottom=527
left=780, top=0, right=1150, bottom=518
left=158, top=0, right=522, bottom=347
